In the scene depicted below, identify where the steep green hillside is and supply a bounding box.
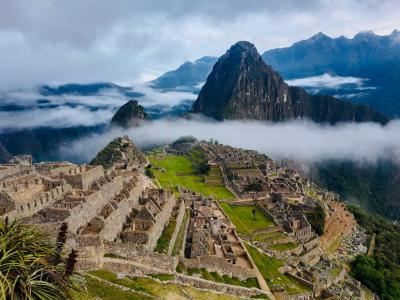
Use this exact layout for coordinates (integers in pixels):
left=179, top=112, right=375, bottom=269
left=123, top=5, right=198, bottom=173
left=348, top=205, right=400, bottom=300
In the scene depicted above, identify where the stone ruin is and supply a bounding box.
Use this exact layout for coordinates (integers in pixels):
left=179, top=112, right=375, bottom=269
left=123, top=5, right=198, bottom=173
left=0, top=150, right=173, bottom=253
left=179, top=187, right=254, bottom=271
left=119, top=188, right=174, bottom=250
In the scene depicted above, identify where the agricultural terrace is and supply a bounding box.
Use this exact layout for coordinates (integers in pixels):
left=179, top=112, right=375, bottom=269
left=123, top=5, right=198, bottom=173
left=148, top=152, right=235, bottom=200
left=245, top=244, right=311, bottom=295
left=81, top=270, right=247, bottom=300
left=219, top=203, right=275, bottom=235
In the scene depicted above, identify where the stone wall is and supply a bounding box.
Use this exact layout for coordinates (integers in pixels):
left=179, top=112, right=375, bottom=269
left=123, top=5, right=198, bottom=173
left=76, top=257, right=266, bottom=299
left=300, top=245, right=322, bottom=266
left=179, top=209, right=190, bottom=257
left=175, top=274, right=267, bottom=298
left=99, top=175, right=148, bottom=241
left=180, top=255, right=257, bottom=280
left=66, top=176, right=123, bottom=234
left=145, top=194, right=175, bottom=251
left=168, top=199, right=186, bottom=255
left=63, top=165, right=104, bottom=190
left=285, top=272, right=314, bottom=290
left=76, top=256, right=175, bottom=276
left=256, top=203, right=281, bottom=225
left=294, top=225, right=314, bottom=243
left=5, top=181, right=72, bottom=219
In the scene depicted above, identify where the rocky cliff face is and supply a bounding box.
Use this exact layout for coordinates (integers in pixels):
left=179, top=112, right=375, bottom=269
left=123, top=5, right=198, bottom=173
left=110, top=100, right=149, bottom=128
left=90, top=136, right=148, bottom=169
left=192, top=41, right=389, bottom=124
left=0, top=142, right=12, bottom=163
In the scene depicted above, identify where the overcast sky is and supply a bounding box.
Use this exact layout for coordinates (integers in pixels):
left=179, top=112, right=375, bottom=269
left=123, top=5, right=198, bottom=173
left=1, top=0, right=399, bottom=88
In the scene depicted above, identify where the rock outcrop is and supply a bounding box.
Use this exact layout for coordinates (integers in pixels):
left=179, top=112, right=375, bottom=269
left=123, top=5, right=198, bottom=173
left=110, top=100, right=149, bottom=128
left=90, top=136, right=148, bottom=169
left=192, top=41, right=390, bottom=124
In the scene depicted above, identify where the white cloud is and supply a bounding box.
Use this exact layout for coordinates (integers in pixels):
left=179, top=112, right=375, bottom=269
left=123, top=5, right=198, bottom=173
left=0, top=106, right=113, bottom=130
left=0, top=1, right=399, bottom=88
left=0, top=85, right=197, bottom=130
left=134, top=84, right=197, bottom=107
left=60, top=118, right=400, bottom=164
left=286, top=73, right=367, bottom=89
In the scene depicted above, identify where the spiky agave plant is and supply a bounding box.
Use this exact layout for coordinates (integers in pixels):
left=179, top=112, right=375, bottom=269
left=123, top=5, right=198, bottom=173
left=0, top=218, right=85, bottom=299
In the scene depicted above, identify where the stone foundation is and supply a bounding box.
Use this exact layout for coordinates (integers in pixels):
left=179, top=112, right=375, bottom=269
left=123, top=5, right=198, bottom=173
left=180, top=255, right=257, bottom=280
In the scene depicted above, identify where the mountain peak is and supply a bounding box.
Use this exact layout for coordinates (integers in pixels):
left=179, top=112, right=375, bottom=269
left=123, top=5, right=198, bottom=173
left=227, top=41, right=259, bottom=56
left=110, top=100, right=149, bottom=128
left=310, top=32, right=330, bottom=40
left=354, top=30, right=376, bottom=39
left=391, top=29, right=399, bottom=35
left=192, top=42, right=389, bottom=124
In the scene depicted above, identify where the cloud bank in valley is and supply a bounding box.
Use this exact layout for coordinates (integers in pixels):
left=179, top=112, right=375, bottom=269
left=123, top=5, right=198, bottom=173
left=0, top=85, right=196, bottom=131
left=60, top=118, right=400, bottom=164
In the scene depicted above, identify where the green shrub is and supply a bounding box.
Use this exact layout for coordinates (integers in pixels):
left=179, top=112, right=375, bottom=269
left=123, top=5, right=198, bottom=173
left=306, top=203, right=325, bottom=235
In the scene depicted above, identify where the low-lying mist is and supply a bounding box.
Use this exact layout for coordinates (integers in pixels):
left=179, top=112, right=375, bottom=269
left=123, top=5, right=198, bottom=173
left=60, top=118, right=400, bottom=164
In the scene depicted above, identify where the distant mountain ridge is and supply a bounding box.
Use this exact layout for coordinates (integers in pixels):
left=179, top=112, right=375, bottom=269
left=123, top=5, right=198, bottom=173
left=39, top=82, right=144, bottom=97
left=149, top=56, right=218, bottom=92
left=151, top=30, right=400, bottom=117
left=262, top=30, right=400, bottom=82
left=262, top=30, right=400, bottom=117
left=191, top=41, right=389, bottom=124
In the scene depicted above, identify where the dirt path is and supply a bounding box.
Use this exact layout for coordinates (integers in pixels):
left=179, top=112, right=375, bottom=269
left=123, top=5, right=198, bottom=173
left=368, top=233, right=376, bottom=256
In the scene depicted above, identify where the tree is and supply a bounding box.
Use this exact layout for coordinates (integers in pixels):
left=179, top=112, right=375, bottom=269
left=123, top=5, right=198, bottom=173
left=306, top=203, right=325, bottom=235
left=145, top=167, right=155, bottom=178
left=244, top=180, right=263, bottom=192
left=0, top=218, right=85, bottom=299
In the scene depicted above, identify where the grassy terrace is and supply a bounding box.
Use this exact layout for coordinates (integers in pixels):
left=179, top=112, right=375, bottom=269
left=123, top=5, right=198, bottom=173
left=269, top=242, right=298, bottom=252
left=219, top=203, right=275, bottom=235
left=245, top=245, right=311, bottom=295
left=253, top=231, right=286, bottom=242
left=85, top=270, right=244, bottom=300
left=148, top=154, right=234, bottom=200
left=175, top=263, right=260, bottom=289
left=154, top=219, right=177, bottom=253
left=171, top=209, right=190, bottom=255
left=72, top=275, right=152, bottom=300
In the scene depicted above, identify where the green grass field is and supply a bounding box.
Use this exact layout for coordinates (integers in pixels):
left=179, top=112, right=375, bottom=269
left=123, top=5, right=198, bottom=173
left=269, top=242, right=298, bottom=252
left=149, top=155, right=234, bottom=200
left=245, top=244, right=311, bottom=295
left=253, top=231, right=287, bottom=242
left=219, top=203, right=275, bottom=235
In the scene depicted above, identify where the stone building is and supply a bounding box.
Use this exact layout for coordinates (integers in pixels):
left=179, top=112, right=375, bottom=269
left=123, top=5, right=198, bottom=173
left=120, top=188, right=174, bottom=251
